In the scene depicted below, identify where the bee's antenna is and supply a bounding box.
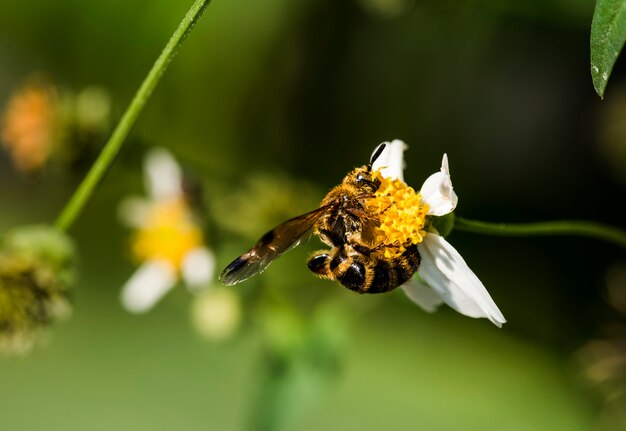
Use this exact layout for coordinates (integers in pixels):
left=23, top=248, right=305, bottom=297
left=368, top=143, right=386, bottom=170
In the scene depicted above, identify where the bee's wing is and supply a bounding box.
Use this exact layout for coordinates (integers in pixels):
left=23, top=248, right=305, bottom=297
left=220, top=205, right=331, bottom=286
left=355, top=212, right=382, bottom=245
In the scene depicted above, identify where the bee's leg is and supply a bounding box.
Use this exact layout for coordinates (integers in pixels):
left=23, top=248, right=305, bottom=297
left=352, top=241, right=393, bottom=256
left=346, top=208, right=376, bottom=224
left=367, top=202, right=395, bottom=219
left=353, top=191, right=394, bottom=214
left=307, top=250, right=333, bottom=278
left=351, top=242, right=373, bottom=256
left=318, top=228, right=344, bottom=247
left=355, top=192, right=375, bottom=201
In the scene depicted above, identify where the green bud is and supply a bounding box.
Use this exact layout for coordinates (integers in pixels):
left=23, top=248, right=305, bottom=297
left=0, top=225, right=76, bottom=355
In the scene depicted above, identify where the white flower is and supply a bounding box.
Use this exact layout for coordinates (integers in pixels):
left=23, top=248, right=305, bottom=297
left=118, top=148, right=215, bottom=314
left=372, top=140, right=506, bottom=327
left=191, top=287, right=241, bottom=341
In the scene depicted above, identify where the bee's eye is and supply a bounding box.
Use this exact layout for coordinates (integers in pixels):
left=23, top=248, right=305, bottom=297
left=356, top=173, right=366, bottom=182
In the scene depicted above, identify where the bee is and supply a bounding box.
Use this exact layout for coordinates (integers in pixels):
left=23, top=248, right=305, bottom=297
left=307, top=241, right=420, bottom=293
left=220, top=143, right=421, bottom=293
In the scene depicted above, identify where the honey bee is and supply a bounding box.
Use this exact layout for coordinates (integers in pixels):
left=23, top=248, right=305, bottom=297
left=220, top=143, right=421, bottom=293
left=307, top=241, right=420, bottom=293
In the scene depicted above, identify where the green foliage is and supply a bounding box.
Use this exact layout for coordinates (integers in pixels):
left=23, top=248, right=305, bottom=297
left=211, top=172, right=321, bottom=241
left=591, top=0, right=626, bottom=98
left=54, top=0, right=212, bottom=232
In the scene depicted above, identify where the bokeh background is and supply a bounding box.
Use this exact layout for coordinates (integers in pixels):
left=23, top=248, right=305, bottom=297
left=2, top=0, right=626, bottom=430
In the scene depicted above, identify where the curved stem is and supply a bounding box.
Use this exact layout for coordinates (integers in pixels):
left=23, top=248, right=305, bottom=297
left=54, top=0, right=212, bottom=232
left=455, top=217, right=626, bottom=249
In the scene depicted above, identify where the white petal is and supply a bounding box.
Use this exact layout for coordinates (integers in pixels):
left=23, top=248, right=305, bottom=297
left=182, top=247, right=216, bottom=291
left=420, top=154, right=458, bottom=216
left=371, top=139, right=407, bottom=181
left=144, top=147, right=183, bottom=201
left=117, top=196, right=151, bottom=228
left=417, top=233, right=506, bottom=327
left=120, top=260, right=177, bottom=313
left=400, top=276, right=444, bottom=313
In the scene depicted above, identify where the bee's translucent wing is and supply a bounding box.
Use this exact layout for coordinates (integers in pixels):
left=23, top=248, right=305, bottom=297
left=220, top=206, right=331, bottom=286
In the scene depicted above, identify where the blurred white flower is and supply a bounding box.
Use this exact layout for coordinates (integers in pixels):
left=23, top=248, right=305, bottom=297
left=118, top=148, right=215, bottom=313
left=372, top=140, right=505, bottom=327
left=191, top=287, right=241, bottom=341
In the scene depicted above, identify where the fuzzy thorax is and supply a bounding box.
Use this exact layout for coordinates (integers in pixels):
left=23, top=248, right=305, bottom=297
left=367, top=171, right=428, bottom=258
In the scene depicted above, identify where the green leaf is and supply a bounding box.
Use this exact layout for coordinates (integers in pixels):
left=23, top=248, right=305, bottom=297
left=591, top=0, right=626, bottom=98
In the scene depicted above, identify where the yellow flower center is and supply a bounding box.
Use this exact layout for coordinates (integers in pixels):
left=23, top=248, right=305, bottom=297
left=367, top=171, right=429, bottom=259
left=131, top=199, right=203, bottom=269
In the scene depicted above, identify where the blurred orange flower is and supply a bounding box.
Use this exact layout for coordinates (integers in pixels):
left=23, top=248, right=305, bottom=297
left=1, top=82, right=59, bottom=173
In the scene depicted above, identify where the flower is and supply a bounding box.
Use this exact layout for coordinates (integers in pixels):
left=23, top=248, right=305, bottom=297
left=191, top=287, right=241, bottom=341
left=118, top=148, right=215, bottom=313
left=0, top=225, right=76, bottom=355
left=370, top=140, right=506, bottom=327
left=1, top=78, right=112, bottom=174
left=1, top=81, right=60, bottom=173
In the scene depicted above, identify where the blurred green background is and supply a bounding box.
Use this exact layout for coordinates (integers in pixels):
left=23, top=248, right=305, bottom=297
left=1, top=0, right=626, bottom=430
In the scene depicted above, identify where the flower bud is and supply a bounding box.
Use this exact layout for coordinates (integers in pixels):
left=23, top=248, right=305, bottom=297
left=0, top=225, right=76, bottom=355
left=191, top=287, right=241, bottom=341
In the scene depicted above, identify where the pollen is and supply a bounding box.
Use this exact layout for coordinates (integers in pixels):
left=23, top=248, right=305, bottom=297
left=367, top=171, right=428, bottom=259
left=131, top=199, right=203, bottom=269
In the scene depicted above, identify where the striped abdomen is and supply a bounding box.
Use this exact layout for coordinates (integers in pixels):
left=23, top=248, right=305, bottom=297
left=307, top=244, right=420, bottom=294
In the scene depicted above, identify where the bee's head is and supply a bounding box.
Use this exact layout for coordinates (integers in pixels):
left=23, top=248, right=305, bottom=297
left=348, top=167, right=377, bottom=191
left=346, top=143, right=387, bottom=192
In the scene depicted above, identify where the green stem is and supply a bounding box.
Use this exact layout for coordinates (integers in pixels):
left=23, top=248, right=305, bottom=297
left=248, top=351, right=288, bottom=431
left=455, top=217, right=626, bottom=249
left=54, top=0, right=212, bottom=232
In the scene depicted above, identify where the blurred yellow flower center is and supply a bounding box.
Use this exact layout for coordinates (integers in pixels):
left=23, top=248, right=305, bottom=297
left=367, top=171, right=428, bottom=259
left=131, top=199, right=203, bottom=269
